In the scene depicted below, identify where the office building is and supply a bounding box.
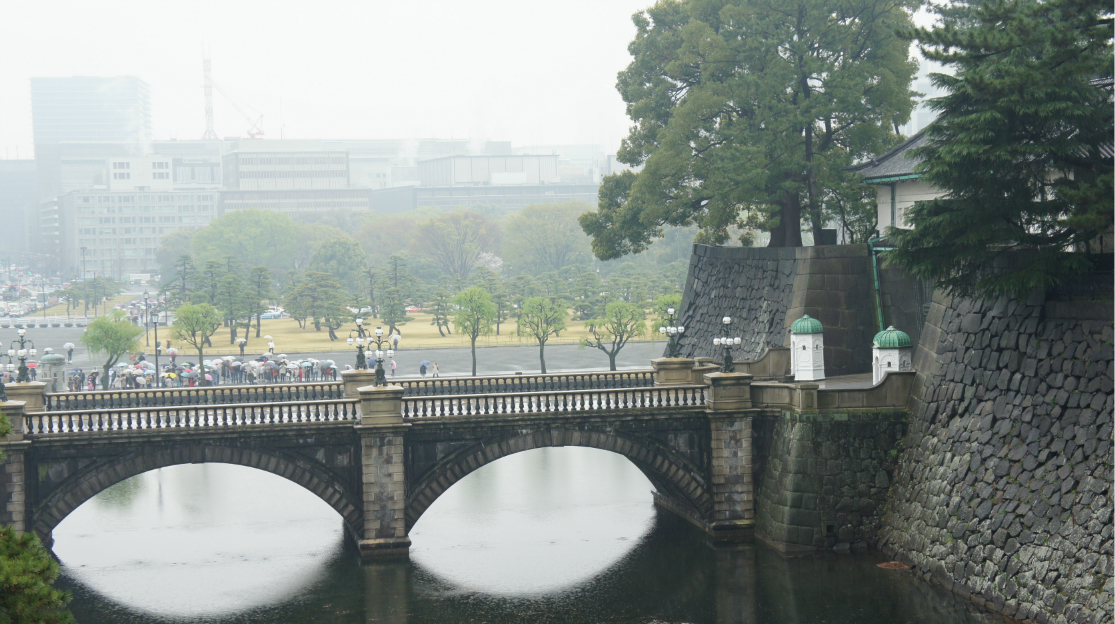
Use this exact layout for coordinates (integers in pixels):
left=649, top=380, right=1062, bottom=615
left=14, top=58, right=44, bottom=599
left=418, top=155, right=560, bottom=187
left=0, top=161, right=37, bottom=257
left=43, top=190, right=218, bottom=278
left=30, top=77, right=152, bottom=145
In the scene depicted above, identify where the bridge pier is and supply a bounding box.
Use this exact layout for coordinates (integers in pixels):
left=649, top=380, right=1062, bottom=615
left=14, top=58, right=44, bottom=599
left=704, top=372, right=756, bottom=540
left=0, top=401, right=29, bottom=534
left=356, top=384, right=411, bottom=560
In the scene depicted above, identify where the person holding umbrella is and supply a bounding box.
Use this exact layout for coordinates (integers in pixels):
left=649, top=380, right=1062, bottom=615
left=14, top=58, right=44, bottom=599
left=432, top=362, right=439, bottom=377
left=63, top=342, right=75, bottom=363
left=420, top=361, right=429, bottom=377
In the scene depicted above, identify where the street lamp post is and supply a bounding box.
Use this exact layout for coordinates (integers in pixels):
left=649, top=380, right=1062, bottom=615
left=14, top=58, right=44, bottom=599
left=81, top=246, right=88, bottom=319
left=658, top=306, right=686, bottom=358
left=143, top=289, right=151, bottom=347
left=8, top=328, right=37, bottom=383
left=712, top=316, right=742, bottom=373
left=346, top=318, right=369, bottom=369
left=40, top=278, right=46, bottom=321
left=369, top=326, right=394, bottom=386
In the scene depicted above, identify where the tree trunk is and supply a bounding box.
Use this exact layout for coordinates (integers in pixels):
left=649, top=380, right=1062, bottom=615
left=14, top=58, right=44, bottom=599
left=229, top=324, right=237, bottom=344
left=608, top=352, right=617, bottom=371
left=470, top=339, right=477, bottom=376
left=255, top=315, right=261, bottom=338
left=204, top=334, right=212, bottom=348
left=539, top=341, right=546, bottom=374
left=437, top=323, right=445, bottom=337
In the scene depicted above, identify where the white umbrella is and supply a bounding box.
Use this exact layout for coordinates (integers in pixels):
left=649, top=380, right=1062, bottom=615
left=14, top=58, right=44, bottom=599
left=263, top=335, right=273, bottom=340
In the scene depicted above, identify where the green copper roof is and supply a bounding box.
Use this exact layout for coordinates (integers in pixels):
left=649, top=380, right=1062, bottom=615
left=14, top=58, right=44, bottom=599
left=790, top=315, right=823, bottom=334
left=39, top=354, right=66, bottom=364
left=873, top=326, right=911, bottom=348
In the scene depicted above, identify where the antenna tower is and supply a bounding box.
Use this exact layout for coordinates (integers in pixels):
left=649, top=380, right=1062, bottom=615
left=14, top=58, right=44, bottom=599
left=202, top=51, right=218, bottom=140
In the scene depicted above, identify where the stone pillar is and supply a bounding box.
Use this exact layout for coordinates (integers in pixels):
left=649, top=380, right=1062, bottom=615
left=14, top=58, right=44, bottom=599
left=341, top=369, right=379, bottom=399
left=5, top=382, right=46, bottom=413
left=704, top=372, right=755, bottom=539
left=355, top=384, right=410, bottom=559
left=651, top=357, right=695, bottom=386
left=0, top=401, right=29, bottom=533
left=792, top=383, right=819, bottom=412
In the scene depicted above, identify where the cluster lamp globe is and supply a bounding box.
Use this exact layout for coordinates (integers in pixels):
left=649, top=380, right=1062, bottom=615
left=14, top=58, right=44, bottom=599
left=713, top=315, right=742, bottom=373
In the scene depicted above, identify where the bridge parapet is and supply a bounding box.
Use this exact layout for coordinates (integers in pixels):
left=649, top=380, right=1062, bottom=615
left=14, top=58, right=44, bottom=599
left=23, top=398, right=359, bottom=435
left=45, top=382, right=343, bottom=412
left=400, top=384, right=707, bottom=419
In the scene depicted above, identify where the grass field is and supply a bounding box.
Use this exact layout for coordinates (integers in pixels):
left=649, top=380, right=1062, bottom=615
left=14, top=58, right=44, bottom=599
left=163, top=312, right=663, bottom=356
left=38, top=293, right=142, bottom=318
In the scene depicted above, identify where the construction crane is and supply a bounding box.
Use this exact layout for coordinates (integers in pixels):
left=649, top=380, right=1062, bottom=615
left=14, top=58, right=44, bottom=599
left=201, top=52, right=264, bottom=139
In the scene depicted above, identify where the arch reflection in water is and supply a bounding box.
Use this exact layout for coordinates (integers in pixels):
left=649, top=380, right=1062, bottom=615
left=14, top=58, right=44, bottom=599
left=52, top=463, right=342, bottom=620
left=410, top=446, right=656, bottom=595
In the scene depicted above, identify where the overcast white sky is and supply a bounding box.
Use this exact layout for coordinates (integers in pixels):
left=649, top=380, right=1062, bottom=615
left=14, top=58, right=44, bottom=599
left=0, top=1, right=939, bottom=161
left=0, top=0, right=655, bottom=159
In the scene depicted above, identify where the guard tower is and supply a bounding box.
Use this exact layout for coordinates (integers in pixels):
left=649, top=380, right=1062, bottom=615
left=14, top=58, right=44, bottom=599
left=790, top=315, right=825, bottom=381
left=872, top=326, right=912, bottom=384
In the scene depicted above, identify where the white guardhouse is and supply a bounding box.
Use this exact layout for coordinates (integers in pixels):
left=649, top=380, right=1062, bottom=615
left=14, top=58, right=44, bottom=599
left=790, top=315, right=825, bottom=381
left=872, top=326, right=913, bottom=384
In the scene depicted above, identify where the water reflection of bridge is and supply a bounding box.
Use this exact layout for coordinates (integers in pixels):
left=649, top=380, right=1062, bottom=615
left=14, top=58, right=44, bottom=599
left=0, top=350, right=913, bottom=558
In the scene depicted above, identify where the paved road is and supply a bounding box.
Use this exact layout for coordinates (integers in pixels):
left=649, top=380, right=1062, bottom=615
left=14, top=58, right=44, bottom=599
left=0, top=324, right=669, bottom=379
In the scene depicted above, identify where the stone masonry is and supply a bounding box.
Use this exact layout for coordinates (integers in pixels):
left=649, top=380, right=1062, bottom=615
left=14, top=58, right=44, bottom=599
left=676, top=244, right=877, bottom=377
left=756, top=409, right=906, bottom=550
left=358, top=427, right=410, bottom=557
left=879, top=290, right=1114, bottom=624
left=709, top=415, right=754, bottom=529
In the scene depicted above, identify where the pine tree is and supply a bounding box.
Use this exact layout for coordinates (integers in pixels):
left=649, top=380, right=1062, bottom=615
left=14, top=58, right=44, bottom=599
left=889, top=0, right=1113, bottom=297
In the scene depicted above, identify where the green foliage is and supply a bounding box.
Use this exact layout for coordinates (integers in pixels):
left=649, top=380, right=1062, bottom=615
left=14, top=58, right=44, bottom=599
left=172, top=303, right=223, bottom=380
left=429, top=289, right=453, bottom=337
left=582, top=301, right=647, bottom=371
left=415, top=212, right=502, bottom=290
left=190, top=208, right=301, bottom=274
left=0, top=525, right=75, bottom=624
left=517, top=297, right=568, bottom=374
left=653, top=294, right=683, bottom=333
left=452, top=287, right=496, bottom=375
left=580, top=0, right=917, bottom=256
left=503, top=202, right=593, bottom=275
left=154, top=228, right=196, bottom=286
left=888, top=0, right=1114, bottom=297
left=380, top=287, right=413, bottom=334
left=80, top=310, right=143, bottom=389
left=306, top=237, right=369, bottom=295
left=246, top=266, right=273, bottom=339
left=283, top=272, right=346, bottom=333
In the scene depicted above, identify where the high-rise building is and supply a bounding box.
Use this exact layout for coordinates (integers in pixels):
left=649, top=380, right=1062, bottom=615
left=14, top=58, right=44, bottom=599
left=0, top=161, right=37, bottom=257
left=31, top=77, right=153, bottom=202
left=30, top=77, right=152, bottom=145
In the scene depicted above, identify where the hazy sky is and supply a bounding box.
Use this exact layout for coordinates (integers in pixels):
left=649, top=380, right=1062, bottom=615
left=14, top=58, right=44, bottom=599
left=0, top=0, right=654, bottom=158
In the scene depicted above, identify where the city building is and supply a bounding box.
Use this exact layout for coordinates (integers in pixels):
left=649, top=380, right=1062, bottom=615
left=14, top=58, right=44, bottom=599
left=0, top=160, right=37, bottom=257
left=42, top=189, right=218, bottom=278
left=417, top=154, right=560, bottom=187
left=31, top=77, right=153, bottom=201
left=368, top=183, right=600, bottom=213
left=30, top=77, right=152, bottom=145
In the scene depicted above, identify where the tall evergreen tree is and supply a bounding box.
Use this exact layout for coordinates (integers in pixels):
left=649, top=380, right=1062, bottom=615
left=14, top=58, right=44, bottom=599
left=580, top=0, right=917, bottom=256
left=889, top=0, right=1113, bottom=297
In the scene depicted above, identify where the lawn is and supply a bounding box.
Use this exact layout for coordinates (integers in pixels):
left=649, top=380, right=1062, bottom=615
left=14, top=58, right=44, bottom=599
left=172, top=312, right=663, bottom=356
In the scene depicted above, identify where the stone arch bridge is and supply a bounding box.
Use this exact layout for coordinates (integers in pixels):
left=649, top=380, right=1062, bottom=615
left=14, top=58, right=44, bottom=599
left=0, top=358, right=912, bottom=558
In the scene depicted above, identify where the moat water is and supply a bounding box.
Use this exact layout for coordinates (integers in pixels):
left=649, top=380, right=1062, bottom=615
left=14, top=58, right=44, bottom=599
left=53, top=447, right=1011, bottom=624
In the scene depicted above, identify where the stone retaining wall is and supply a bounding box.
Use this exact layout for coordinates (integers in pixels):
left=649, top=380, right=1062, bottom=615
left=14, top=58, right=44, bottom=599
left=879, top=291, right=1113, bottom=624
left=755, top=409, right=906, bottom=550
left=676, top=245, right=879, bottom=377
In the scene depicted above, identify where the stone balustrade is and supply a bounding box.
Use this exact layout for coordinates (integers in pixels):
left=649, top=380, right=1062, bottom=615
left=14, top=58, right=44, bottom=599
left=24, top=398, right=360, bottom=435
left=400, top=385, right=707, bottom=419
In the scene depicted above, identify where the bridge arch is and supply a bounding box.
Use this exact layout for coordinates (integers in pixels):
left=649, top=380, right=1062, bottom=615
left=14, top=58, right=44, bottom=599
left=33, top=444, right=364, bottom=542
left=405, top=427, right=711, bottom=530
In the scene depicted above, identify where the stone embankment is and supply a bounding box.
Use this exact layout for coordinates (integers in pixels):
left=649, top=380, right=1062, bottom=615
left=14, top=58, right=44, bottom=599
left=879, top=292, right=1113, bottom=624
left=675, top=245, right=875, bottom=376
